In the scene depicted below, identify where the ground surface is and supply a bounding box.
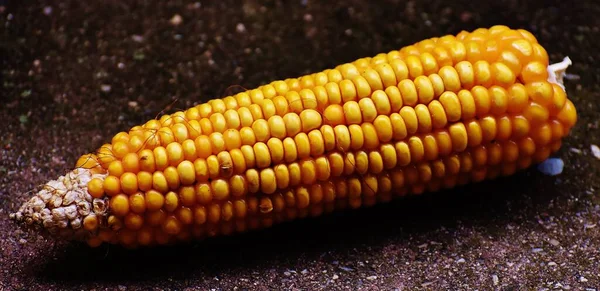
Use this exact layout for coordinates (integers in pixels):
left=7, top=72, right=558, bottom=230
left=1, top=0, right=599, bottom=290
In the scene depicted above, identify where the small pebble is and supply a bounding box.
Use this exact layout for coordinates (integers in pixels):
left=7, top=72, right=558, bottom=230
left=236, top=23, right=246, bottom=33
left=532, top=248, right=544, bottom=253
left=132, top=35, right=144, bottom=42
left=18, top=238, right=27, bottom=244
left=492, top=274, right=499, bottom=286
left=332, top=274, right=339, bottom=280
left=366, top=276, right=377, bottom=281
left=339, top=266, right=354, bottom=272
left=591, top=144, right=600, bottom=159
left=570, top=148, right=582, bottom=154
left=283, top=271, right=291, bottom=277
left=456, top=258, right=465, bottom=263
left=537, top=158, right=564, bottom=176
left=301, top=269, right=308, bottom=275
left=549, top=239, right=560, bottom=246
left=128, top=101, right=139, bottom=108
left=100, top=84, right=111, bottom=93
left=548, top=262, right=557, bottom=266
left=43, top=6, right=52, bottom=15
left=170, top=14, right=183, bottom=26
left=580, top=276, right=588, bottom=283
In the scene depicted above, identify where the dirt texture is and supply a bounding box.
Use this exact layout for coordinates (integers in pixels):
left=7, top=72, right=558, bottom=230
left=1, top=0, right=599, bottom=290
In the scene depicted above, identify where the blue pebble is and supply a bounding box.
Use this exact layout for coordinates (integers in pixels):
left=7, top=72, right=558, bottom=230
left=537, top=158, right=564, bottom=176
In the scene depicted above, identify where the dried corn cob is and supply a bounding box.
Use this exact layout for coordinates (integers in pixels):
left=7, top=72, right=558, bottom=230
left=11, top=26, right=577, bottom=248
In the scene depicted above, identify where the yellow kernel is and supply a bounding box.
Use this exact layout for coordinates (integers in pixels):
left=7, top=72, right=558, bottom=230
left=390, top=113, right=407, bottom=140
left=300, top=109, right=323, bottom=132
left=223, top=129, right=242, bottom=151
left=87, top=178, right=104, bottom=198
left=343, top=101, right=362, bottom=125
left=164, top=166, right=180, bottom=190
left=523, top=102, right=550, bottom=126
left=361, top=123, right=380, bottom=150
left=480, top=116, right=498, bottom=142
left=253, top=142, right=272, bottom=168
left=103, top=175, right=121, bottom=196
left=110, top=194, right=130, bottom=217
left=193, top=183, right=211, bottom=204
left=439, top=91, right=462, bottom=122
left=124, top=213, right=144, bottom=230
left=152, top=171, right=169, bottom=193
left=352, top=75, right=372, bottom=98
left=164, top=191, right=179, bottom=212
left=210, top=179, right=230, bottom=200
left=398, top=79, right=418, bottom=107
left=143, top=190, right=164, bottom=212
left=209, top=132, right=226, bottom=154
left=163, top=216, right=182, bottom=235
left=520, top=61, right=548, bottom=83
left=252, top=119, right=270, bottom=142
left=489, top=86, right=508, bottom=115
left=128, top=192, right=146, bottom=214
left=108, top=160, right=124, bottom=177
left=491, top=62, right=516, bottom=87
left=449, top=123, right=468, bottom=152
left=473, top=61, right=492, bottom=87
left=472, top=86, right=491, bottom=118
left=348, top=124, right=364, bottom=150
left=120, top=172, right=138, bottom=195
left=439, top=66, right=461, bottom=92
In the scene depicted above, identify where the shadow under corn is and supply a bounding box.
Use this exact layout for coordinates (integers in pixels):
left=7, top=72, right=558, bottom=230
left=28, top=168, right=560, bottom=285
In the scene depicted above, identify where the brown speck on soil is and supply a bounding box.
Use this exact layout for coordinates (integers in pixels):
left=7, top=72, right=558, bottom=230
left=1, top=0, right=600, bottom=290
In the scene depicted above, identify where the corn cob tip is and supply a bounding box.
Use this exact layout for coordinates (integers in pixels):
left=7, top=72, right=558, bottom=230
left=9, top=168, right=109, bottom=241
left=548, top=56, right=572, bottom=90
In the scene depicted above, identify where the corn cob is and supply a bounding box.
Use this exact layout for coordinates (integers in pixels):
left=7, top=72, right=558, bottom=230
left=10, top=26, right=577, bottom=248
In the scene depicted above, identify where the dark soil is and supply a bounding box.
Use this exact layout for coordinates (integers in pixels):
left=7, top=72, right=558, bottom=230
left=1, top=0, right=599, bottom=290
